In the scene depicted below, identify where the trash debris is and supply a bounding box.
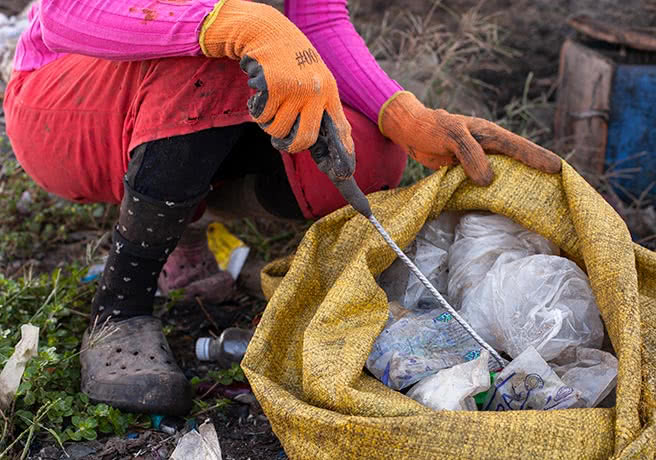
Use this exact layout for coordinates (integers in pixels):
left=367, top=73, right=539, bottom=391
left=551, top=347, right=618, bottom=408
left=158, top=415, right=186, bottom=435
left=378, top=212, right=460, bottom=307
left=207, top=222, right=250, bottom=280
left=195, top=381, right=251, bottom=400
left=196, top=327, right=254, bottom=368
left=81, top=262, right=106, bottom=283
left=406, top=349, right=491, bottom=411
left=366, top=305, right=497, bottom=390
left=150, top=414, right=164, bottom=431
left=15, top=190, right=32, bottom=215
left=0, top=324, right=39, bottom=410
left=448, top=213, right=559, bottom=308
left=170, top=420, right=222, bottom=460
left=460, top=254, right=604, bottom=361
left=482, top=346, right=583, bottom=411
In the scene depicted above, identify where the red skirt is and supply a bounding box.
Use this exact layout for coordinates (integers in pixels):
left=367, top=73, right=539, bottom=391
left=3, top=54, right=406, bottom=219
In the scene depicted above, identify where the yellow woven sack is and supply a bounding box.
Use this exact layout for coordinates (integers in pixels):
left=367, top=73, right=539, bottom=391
left=241, top=157, right=656, bottom=459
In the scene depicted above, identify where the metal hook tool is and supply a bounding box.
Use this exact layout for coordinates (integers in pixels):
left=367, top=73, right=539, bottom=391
left=309, top=117, right=505, bottom=370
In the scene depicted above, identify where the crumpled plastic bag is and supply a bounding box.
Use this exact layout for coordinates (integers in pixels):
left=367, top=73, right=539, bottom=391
left=366, top=305, right=484, bottom=390
left=170, top=420, right=222, bottom=460
left=448, top=213, right=559, bottom=308
left=482, top=346, right=583, bottom=411
left=551, top=347, right=618, bottom=408
left=378, top=212, right=460, bottom=308
left=0, top=324, right=39, bottom=410
left=460, top=254, right=604, bottom=361
left=406, top=349, right=491, bottom=411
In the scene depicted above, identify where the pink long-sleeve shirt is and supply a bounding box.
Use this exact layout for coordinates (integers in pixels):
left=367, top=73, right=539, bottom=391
left=14, top=0, right=401, bottom=123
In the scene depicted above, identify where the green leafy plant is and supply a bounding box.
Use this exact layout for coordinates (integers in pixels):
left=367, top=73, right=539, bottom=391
left=0, top=267, right=146, bottom=456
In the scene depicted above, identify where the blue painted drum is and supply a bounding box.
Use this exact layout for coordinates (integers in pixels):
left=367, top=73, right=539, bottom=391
left=605, top=64, right=656, bottom=201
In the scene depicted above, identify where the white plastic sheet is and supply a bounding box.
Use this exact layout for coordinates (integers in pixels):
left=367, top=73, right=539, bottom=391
left=482, top=346, right=582, bottom=411
left=551, top=347, right=618, bottom=408
left=460, top=254, right=604, bottom=361
left=448, top=213, right=559, bottom=308
left=378, top=212, right=460, bottom=309
left=0, top=324, right=39, bottom=410
left=407, top=349, right=491, bottom=411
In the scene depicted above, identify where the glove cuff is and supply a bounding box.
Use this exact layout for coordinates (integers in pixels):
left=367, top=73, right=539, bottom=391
left=199, top=0, right=230, bottom=56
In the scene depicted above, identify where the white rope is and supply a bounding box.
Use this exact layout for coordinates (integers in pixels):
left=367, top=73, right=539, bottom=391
left=369, top=215, right=505, bottom=369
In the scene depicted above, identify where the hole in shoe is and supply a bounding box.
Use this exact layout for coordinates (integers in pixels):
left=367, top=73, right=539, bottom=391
left=120, top=365, right=127, bottom=370
left=116, top=348, right=122, bottom=353
left=105, top=362, right=111, bottom=367
left=133, top=351, right=139, bottom=356
left=150, top=356, right=155, bottom=360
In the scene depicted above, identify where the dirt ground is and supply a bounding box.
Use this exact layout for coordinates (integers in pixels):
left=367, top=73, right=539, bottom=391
left=0, top=0, right=655, bottom=459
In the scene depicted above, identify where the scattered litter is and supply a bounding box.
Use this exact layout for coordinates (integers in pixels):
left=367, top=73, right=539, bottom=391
left=126, top=432, right=139, bottom=440
left=150, top=414, right=164, bottom=430
left=366, top=305, right=497, bottom=390
left=207, top=222, right=250, bottom=280
left=448, top=213, right=559, bottom=307
left=170, top=419, right=222, bottom=460
left=482, top=346, right=583, bottom=411
left=81, top=262, right=106, bottom=283
left=195, top=380, right=251, bottom=400
left=378, top=212, right=459, bottom=307
left=551, top=347, right=618, bottom=408
left=460, top=254, right=604, bottom=361
left=0, top=324, right=39, bottom=410
left=15, top=190, right=32, bottom=215
left=407, top=349, right=491, bottom=411
left=196, top=327, right=253, bottom=368
left=158, top=415, right=186, bottom=435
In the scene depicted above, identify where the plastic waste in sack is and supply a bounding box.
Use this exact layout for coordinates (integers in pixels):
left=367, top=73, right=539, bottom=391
left=366, top=304, right=497, bottom=390
left=378, top=212, right=460, bottom=308
left=196, top=328, right=253, bottom=368
left=406, top=349, right=491, bottom=411
left=550, top=347, right=618, bottom=408
left=460, top=254, right=604, bottom=361
left=482, top=346, right=583, bottom=411
left=448, top=213, right=559, bottom=308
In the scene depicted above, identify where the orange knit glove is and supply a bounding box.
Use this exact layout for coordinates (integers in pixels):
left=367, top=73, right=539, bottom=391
left=199, top=0, right=354, bottom=173
left=379, top=91, right=562, bottom=185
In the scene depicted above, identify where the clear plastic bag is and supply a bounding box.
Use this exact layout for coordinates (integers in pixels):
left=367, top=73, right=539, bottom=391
left=460, top=254, right=604, bottom=361
left=378, top=212, right=460, bottom=308
left=366, top=306, right=483, bottom=390
left=406, top=349, right=491, bottom=411
left=551, top=347, right=618, bottom=408
left=448, top=213, right=559, bottom=308
left=482, top=346, right=583, bottom=411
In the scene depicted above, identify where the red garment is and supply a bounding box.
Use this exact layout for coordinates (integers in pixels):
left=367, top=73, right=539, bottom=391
left=4, top=54, right=406, bottom=219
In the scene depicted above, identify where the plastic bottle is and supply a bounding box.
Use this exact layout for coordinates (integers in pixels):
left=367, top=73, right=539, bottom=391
left=195, top=328, right=254, bottom=368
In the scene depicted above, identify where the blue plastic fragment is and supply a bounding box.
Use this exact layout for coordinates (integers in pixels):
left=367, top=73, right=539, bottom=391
left=151, top=414, right=164, bottom=430
left=81, top=263, right=106, bottom=283
left=126, top=432, right=139, bottom=440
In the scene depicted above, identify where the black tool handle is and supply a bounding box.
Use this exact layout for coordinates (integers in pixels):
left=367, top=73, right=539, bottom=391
left=309, top=114, right=373, bottom=218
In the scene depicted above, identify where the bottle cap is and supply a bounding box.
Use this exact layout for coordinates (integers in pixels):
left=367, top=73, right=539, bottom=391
left=196, top=337, right=212, bottom=361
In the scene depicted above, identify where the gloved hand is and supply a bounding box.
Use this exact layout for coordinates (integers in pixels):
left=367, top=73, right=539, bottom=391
left=379, top=91, right=562, bottom=185
left=200, top=0, right=354, bottom=179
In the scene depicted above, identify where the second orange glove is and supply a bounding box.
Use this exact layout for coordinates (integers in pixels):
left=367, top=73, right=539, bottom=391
left=379, top=91, right=562, bottom=185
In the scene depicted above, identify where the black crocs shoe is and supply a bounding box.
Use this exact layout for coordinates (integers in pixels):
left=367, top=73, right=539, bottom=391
left=80, top=316, right=192, bottom=415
